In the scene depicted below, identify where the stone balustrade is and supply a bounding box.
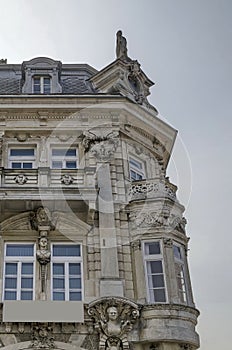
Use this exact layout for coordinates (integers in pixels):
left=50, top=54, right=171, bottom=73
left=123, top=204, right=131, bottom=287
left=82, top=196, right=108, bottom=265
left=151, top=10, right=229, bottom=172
left=0, top=167, right=96, bottom=188
left=128, top=178, right=177, bottom=202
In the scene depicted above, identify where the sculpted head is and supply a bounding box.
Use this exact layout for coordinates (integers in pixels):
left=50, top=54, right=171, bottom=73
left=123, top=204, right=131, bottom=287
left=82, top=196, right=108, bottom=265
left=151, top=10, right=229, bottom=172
left=107, top=306, right=118, bottom=321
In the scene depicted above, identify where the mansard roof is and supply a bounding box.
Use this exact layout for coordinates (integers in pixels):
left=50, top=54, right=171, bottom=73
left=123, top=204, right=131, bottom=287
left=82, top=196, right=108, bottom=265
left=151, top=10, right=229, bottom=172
left=0, top=57, right=98, bottom=95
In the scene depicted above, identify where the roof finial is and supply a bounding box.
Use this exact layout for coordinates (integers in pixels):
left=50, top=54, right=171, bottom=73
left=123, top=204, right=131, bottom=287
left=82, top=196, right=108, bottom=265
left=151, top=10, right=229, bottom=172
left=0, top=58, right=7, bottom=64
left=116, top=30, right=129, bottom=61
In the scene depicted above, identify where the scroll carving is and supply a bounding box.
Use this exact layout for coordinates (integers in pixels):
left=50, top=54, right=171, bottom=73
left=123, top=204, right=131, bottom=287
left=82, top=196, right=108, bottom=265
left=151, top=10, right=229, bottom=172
left=31, top=324, right=54, bottom=349
left=88, top=297, right=140, bottom=350
left=82, top=130, right=119, bottom=162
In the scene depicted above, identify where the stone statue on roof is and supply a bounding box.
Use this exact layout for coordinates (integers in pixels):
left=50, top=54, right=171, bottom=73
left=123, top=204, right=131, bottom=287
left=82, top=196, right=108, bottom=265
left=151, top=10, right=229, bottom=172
left=116, top=30, right=129, bottom=61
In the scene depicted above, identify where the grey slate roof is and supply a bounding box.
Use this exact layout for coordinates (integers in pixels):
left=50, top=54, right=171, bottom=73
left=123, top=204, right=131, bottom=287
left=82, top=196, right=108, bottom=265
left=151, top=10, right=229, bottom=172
left=0, top=60, right=98, bottom=95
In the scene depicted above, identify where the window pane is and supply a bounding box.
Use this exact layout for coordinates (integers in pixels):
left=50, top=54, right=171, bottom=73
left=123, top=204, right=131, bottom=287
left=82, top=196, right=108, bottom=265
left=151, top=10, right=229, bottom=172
left=5, top=263, right=17, bottom=274
left=69, top=278, right=81, bottom=289
left=52, top=149, right=76, bottom=157
left=53, top=245, right=80, bottom=257
left=5, top=277, right=17, bottom=289
left=5, top=291, right=17, bottom=300
left=173, top=245, right=182, bottom=260
left=52, top=161, right=62, bottom=169
left=53, top=292, right=65, bottom=300
left=129, top=159, right=142, bottom=169
left=153, top=288, right=166, bottom=302
left=53, top=278, right=65, bottom=289
left=10, top=149, right=34, bottom=156
left=145, top=242, right=161, bottom=255
left=34, top=85, right=40, bottom=93
left=22, top=162, right=33, bottom=169
left=44, top=78, right=50, bottom=85
left=69, top=291, right=81, bottom=301
left=21, top=291, right=33, bottom=300
left=21, top=277, right=33, bottom=289
left=12, top=162, right=22, bottom=168
left=66, top=161, right=76, bottom=169
left=6, top=244, right=34, bottom=256
left=148, top=261, right=163, bottom=274
left=53, top=263, right=64, bottom=275
left=151, top=275, right=164, bottom=288
left=44, top=85, right=51, bottom=94
left=22, top=263, right=33, bottom=275
left=69, top=263, right=81, bottom=275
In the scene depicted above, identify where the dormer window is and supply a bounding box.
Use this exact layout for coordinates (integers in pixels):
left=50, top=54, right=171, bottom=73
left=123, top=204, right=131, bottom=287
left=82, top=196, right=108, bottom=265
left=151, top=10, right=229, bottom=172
left=33, top=76, right=51, bottom=94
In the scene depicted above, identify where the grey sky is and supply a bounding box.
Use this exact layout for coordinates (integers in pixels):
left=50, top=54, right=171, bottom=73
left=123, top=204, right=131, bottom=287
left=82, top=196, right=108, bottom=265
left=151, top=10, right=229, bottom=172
left=1, top=1, right=231, bottom=348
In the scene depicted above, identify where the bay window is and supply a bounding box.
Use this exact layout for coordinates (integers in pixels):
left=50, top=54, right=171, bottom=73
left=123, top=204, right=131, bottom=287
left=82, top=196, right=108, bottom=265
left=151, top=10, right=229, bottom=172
left=173, top=244, right=187, bottom=303
left=129, top=157, right=145, bottom=181
left=143, top=241, right=167, bottom=303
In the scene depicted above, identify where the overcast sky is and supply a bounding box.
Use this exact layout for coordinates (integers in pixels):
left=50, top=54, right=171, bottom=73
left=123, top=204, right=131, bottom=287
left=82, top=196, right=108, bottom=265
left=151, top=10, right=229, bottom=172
left=0, top=1, right=231, bottom=349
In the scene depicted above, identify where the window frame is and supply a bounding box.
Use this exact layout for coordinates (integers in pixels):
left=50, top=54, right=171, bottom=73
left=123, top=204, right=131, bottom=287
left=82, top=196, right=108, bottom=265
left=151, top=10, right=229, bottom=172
left=129, top=156, right=146, bottom=181
left=50, top=146, right=78, bottom=169
left=3, top=243, right=36, bottom=301
left=143, top=240, right=167, bottom=304
left=33, top=75, right=51, bottom=94
left=173, top=243, right=188, bottom=303
left=8, top=146, right=36, bottom=169
left=51, top=243, right=83, bottom=301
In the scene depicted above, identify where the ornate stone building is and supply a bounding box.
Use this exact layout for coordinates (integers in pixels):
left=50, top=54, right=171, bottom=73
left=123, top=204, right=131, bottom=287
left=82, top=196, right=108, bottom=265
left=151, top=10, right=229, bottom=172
left=0, top=32, right=199, bottom=350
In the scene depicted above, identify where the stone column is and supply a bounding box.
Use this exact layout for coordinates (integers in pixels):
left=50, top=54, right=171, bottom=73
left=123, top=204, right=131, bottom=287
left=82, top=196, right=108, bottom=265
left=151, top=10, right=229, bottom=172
left=82, top=130, right=123, bottom=297
left=131, top=240, right=147, bottom=303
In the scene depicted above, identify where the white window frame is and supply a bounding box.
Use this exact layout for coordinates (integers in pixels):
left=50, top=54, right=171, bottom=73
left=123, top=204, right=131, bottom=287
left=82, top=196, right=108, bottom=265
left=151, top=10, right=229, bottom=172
left=8, top=147, right=36, bottom=169
left=129, top=156, right=146, bottom=181
left=51, top=243, right=83, bottom=301
left=33, top=76, right=51, bottom=94
left=3, top=243, right=36, bottom=301
left=143, top=240, right=167, bottom=303
left=173, top=243, right=187, bottom=303
left=51, top=147, right=78, bottom=169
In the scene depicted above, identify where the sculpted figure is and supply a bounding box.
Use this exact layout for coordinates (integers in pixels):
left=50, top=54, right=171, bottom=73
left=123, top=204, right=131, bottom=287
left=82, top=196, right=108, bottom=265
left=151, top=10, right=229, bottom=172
left=36, top=236, right=51, bottom=294
left=116, top=30, right=128, bottom=60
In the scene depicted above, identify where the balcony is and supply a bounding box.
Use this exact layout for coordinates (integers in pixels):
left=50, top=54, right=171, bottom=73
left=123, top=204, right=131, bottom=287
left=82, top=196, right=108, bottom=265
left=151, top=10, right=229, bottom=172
left=128, top=177, right=177, bottom=202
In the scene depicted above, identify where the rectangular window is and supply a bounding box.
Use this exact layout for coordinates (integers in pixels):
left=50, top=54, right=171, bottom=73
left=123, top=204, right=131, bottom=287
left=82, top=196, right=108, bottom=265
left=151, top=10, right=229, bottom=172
left=9, top=148, right=35, bottom=169
left=51, top=148, right=78, bottom=169
left=51, top=244, right=82, bottom=301
left=173, top=244, right=187, bottom=303
left=3, top=244, right=35, bottom=300
left=143, top=241, right=167, bottom=303
left=33, top=76, right=51, bottom=94
left=129, top=157, right=145, bottom=181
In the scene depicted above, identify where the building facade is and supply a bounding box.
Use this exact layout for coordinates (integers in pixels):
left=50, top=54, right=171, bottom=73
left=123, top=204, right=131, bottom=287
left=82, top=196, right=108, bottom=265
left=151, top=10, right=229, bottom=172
left=0, top=32, right=199, bottom=350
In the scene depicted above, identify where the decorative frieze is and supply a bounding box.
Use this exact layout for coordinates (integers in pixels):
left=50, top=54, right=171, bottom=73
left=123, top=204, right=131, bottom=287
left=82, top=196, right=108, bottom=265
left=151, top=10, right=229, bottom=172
left=129, top=209, right=187, bottom=234
left=128, top=179, right=177, bottom=202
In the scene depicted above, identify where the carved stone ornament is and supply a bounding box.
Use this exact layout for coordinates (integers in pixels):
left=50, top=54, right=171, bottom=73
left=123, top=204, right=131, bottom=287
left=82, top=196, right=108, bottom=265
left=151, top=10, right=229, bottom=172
left=31, top=324, right=54, bottom=349
left=163, top=238, right=173, bottom=248
left=87, top=297, right=140, bottom=350
left=30, top=207, right=55, bottom=231
left=179, top=344, right=193, bottom=350
left=82, top=130, right=119, bottom=162
left=14, top=174, right=28, bottom=185
left=130, top=240, right=141, bottom=251
left=61, top=174, right=74, bottom=185
left=36, top=234, right=51, bottom=293
left=129, top=210, right=187, bottom=234
left=128, top=180, right=177, bottom=202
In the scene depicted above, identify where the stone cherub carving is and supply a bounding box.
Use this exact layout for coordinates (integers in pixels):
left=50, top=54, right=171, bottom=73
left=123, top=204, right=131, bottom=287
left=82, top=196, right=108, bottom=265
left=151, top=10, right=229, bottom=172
left=88, top=297, right=140, bottom=350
